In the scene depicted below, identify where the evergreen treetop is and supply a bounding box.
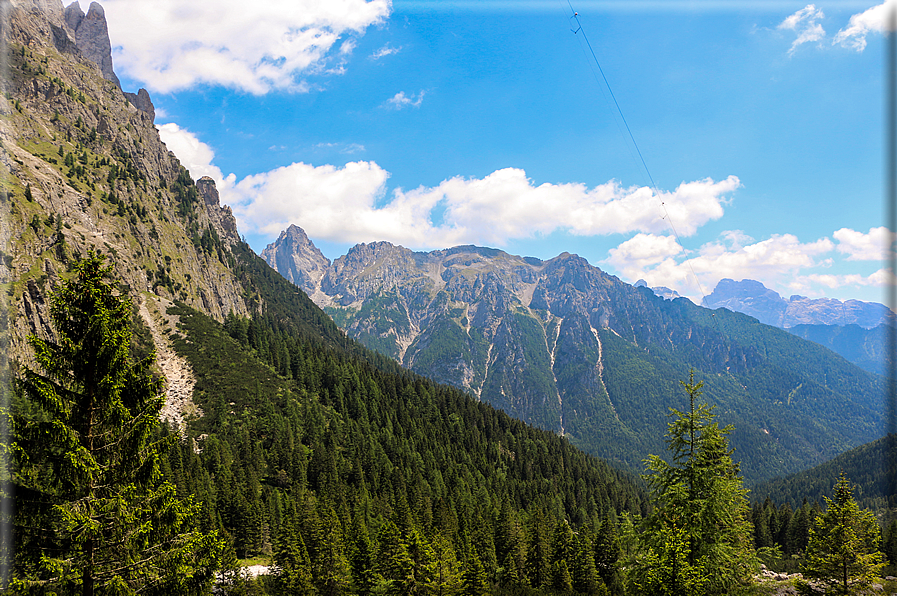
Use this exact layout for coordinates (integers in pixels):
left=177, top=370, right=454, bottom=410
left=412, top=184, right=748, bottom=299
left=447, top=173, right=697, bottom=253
left=12, top=252, right=224, bottom=595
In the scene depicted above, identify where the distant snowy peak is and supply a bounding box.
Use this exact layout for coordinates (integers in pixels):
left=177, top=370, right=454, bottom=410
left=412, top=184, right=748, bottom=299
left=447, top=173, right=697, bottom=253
left=702, top=278, right=895, bottom=329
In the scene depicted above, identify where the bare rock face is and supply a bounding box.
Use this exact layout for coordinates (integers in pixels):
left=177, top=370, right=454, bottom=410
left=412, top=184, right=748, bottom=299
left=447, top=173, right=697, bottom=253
left=261, top=225, right=331, bottom=296
left=5, top=0, right=257, bottom=365
left=63, top=1, right=119, bottom=86
left=124, top=88, right=155, bottom=120
left=196, top=177, right=240, bottom=247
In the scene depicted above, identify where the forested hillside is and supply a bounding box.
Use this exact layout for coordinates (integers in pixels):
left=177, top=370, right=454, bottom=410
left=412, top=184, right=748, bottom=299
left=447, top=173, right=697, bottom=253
left=752, top=434, right=897, bottom=513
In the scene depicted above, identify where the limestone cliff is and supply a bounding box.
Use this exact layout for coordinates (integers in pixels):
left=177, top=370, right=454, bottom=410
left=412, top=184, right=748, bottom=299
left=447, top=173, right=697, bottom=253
left=63, top=2, right=118, bottom=87
left=2, top=0, right=252, bottom=368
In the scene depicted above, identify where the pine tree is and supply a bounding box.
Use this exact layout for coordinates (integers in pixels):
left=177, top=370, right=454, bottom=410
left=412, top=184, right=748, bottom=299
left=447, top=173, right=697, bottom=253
left=376, top=520, right=415, bottom=595
left=571, top=533, right=604, bottom=595
left=274, top=513, right=316, bottom=595
left=550, top=519, right=575, bottom=592
left=634, top=371, right=754, bottom=595
left=800, top=473, right=884, bottom=595
left=430, top=532, right=463, bottom=596
left=349, top=513, right=379, bottom=595
left=11, top=252, right=225, bottom=595
left=593, top=515, right=621, bottom=591
left=525, top=509, right=551, bottom=589
left=461, top=548, right=489, bottom=596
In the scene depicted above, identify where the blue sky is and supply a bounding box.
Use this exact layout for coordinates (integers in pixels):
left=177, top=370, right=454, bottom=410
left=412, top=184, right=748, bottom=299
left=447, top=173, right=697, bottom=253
left=93, top=0, right=893, bottom=303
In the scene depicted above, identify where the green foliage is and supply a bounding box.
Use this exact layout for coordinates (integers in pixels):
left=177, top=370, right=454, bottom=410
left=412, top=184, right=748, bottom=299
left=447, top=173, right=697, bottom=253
left=629, top=372, right=755, bottom=595
left=801, top=473, right=884, bottom=595
left=12, top=253, right=225, bottom=594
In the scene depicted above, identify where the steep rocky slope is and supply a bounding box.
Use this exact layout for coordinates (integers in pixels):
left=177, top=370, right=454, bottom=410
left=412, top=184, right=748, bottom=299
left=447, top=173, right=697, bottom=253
left=264, top=227, right=887, bottom=483
left=2, top=0, right=255, bottom=425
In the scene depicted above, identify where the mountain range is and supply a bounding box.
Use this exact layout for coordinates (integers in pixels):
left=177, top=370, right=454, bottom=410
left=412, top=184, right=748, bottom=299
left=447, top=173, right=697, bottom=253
left=263, top=225, right=887, bottom=484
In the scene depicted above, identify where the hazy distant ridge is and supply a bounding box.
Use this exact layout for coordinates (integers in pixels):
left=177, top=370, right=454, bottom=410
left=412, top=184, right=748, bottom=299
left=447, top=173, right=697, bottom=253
left=702, top=278, right=894, bottom=329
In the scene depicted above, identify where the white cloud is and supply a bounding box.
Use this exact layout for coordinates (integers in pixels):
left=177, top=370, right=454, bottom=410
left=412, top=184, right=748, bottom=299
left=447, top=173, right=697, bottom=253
left=371, top=44, right=402, bottom=60
left=834, top=0, right=896, bottom=51
left=339, top=39, right=357, bottom=56
left=606, top=232, right=836, bottom=300
left=228, top=166, right=737, bottom=248
left=155, top=122, right=737, bottom=253
left=833, top=226, right=897, bottom=260
left=95, top=0, right=391, bottom=94
left=386, top=91, right=426, bottom=109
left=778, top=4, right=826, bottom=55
left=386, top=171, right=737, bottom=246
left=789, top=269, right=894, bottom=292
left=230, top=161, right=394, bottom=240
left=156, top=123, right=227, bottom=184
left=606, top=233, right=684, bottom=270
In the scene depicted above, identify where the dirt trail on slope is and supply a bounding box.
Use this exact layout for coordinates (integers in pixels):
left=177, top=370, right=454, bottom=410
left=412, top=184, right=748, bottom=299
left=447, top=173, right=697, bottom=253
left=138, top=296, right=200, bottom=435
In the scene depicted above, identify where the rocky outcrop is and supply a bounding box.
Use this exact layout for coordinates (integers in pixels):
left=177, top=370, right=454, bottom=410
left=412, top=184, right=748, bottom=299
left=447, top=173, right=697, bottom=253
left=63, top=1, right=119, bottom=86
left=124, top=88, right=155, bottom=120
left=196, top=177, right=240, bottom=247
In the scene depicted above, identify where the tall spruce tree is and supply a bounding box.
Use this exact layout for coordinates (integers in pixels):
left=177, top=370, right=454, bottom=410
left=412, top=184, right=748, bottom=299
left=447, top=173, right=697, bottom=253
left=800, top=472, right=884, bottom=595
left=633, top=371, right=754, bottom=595
left=12, top=253, right=224, bottom=595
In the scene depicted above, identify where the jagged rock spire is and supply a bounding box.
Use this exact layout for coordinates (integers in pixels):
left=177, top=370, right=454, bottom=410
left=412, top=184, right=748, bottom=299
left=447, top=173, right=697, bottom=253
left=64, top=1, right=119, bottom=87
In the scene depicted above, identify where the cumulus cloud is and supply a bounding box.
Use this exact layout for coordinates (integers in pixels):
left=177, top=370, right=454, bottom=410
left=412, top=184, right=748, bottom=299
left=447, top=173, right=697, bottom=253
left=778, top=4, right=826, bottom=55
left=156, top=123, right=739, bottom=248
left=95, top=0, right=391, bottom=94
left=228, top=167, right=737, bottom=247
left=606, top=233, right=684, bottom=271
left=834, top=0, right=896, bottom=51
left=386, top=91, right=426, bottom=109
left=789, top=269, right=895, bottom=292
left=833, top=226, right=897, bottom=260
left=157, top=123, right=227, bottom=184
left=607, top=232, right=836, bottom=300
left=230, top=161, right=394, bottom=240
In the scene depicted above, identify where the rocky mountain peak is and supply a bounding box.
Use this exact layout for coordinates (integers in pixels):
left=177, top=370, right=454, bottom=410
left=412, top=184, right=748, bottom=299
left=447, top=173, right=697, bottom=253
left=63, top=1, right=119, bottom=87
left=635, top=279, right=683, bottom=301
left=260, top=225, right=330, bottom=296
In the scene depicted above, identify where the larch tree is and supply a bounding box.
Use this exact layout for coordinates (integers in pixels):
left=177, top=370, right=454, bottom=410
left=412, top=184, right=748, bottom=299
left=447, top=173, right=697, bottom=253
left=12, top=252, right=224, bottom=595
left=632, top=371, right=755, bottom=595
left=800, top=472, right=884, bottom=595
